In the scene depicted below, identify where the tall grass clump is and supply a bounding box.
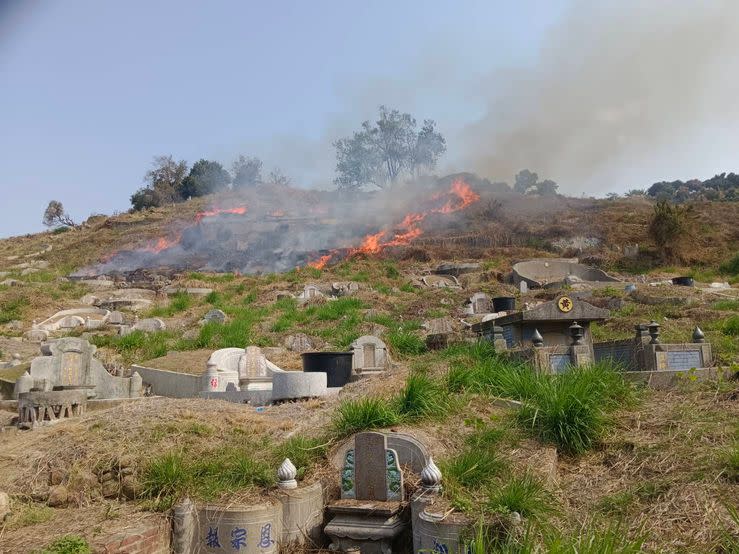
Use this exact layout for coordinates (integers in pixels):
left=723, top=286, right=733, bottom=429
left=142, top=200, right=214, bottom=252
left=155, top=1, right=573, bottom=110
left=395, top=373, right=450, bottom=420
left=148, top=291, right=191, bottom=317
left=724, top=444, right=739, bottom=482
left=271, top=435, right=328, bottom=479
left=386, top=329, right=427, bottom=356
left=332, top=397, right=400, bottom=438
left=722, top=315, right=739, bottom=337
left=517, top=363, right=636, bottom=455
left=547, top=522, right=646, bottom=554
left=486, top=472, right=555, bottom=520
left=719, top=252, right=739, bottom=275
left=313, top=297, right=364, bottom=321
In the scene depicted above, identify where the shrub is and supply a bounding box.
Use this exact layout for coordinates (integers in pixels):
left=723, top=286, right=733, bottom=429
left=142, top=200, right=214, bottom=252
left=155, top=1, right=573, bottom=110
left=40, top=535, right=91, bottom=554
left=647, top=200, right=696, bottom=262
left=332, top=397, right=400, bottom=438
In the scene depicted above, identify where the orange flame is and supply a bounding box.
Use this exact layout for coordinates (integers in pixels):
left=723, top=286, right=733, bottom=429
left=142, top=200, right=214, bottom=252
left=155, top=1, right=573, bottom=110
left=194, top=205, right=248, bottom=224
left=308, top=178, right=479, bottom=269
left=141, top=233, right=183, bottom=254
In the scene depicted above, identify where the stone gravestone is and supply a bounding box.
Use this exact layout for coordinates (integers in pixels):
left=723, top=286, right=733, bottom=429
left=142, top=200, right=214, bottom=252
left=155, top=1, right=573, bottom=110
left=341, top=432, right=403, bottom=502
left=328, top=432, right=406, bottom=553
left=351, top=335, right=389, bottom=375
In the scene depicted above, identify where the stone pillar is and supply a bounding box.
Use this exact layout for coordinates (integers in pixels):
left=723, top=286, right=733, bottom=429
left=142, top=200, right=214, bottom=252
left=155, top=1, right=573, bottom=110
left=129, top=372, right=143, bottom=398
left=172, top=498, right=196, bottom=554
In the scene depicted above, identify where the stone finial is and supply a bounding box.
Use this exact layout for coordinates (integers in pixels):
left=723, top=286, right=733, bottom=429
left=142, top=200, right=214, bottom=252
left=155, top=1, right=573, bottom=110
left=692, top=326, right=705, bottom=343
left=569, top=321, right=584, bottom=346
left=277, top=458, right=298, bottom=489
left=420, top=457, right=442, bottom=493
left=648, top=321, right=661, bottom=344
left=532, top=329, right=544, bottom=348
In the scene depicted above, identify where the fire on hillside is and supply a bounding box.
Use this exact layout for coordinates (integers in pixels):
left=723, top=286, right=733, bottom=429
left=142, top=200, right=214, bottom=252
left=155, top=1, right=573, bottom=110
left=74, top=179, right=481, bottom=278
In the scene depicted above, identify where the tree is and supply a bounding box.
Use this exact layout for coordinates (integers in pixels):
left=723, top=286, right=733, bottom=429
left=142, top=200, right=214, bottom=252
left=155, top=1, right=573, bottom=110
left=178, top=159, right=231, bottom=199
left=42, top=200, right=76, bottom=227
left=232, top=155, right=263, bottom=187
left=334, top=106, right=446, bottom=190
left=534, top=179, right=559, bottom=196
left=267, top=167, right=291, bottom=186
left=145, top=155, right=188, bottom=203
left=513, top=169, right=538, bottom=194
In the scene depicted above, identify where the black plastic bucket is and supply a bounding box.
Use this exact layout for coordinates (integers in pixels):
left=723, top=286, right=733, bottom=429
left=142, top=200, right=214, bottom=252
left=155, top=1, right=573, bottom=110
left=492, top=296, right=516, bottom=312
left=301, top=352, right=354, bottom=388
left=672, top=276, right=694, bottom=287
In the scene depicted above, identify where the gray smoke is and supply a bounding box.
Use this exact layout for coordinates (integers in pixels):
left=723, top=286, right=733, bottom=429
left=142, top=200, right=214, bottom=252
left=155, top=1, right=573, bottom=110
left=456, top=0, right=739, bottom=193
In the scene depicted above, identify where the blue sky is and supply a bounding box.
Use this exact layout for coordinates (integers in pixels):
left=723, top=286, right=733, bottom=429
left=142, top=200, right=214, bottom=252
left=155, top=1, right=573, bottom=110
left=1, top=1, right=737, bottom=238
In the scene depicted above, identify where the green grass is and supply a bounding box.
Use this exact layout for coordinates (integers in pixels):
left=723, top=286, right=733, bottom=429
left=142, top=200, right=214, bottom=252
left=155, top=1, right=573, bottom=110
left=386, top=329, right=427, bottom=356
left=312, top=297, right=364, bottom=321
left=486, top=472, right=555, bottom=520
left=91, top=330, right=172, bottom=363
left=444, top=344, right=636, bottom=455
left=394, top=373, right=450, bottom=421
left=332, top=397, right=400, bottom=438
left=721, top=315, right=739, bottom=337
left=39, top=535, right=91, bottom=554
left=724, top=443, right=739, bottom=482
left=147, top=291, right=192, bottom=317
left=142, top=447, right=274, bottom=509
left=719, top=252, right=739, bottom=275
left=713, top=299, right=739, bottom=311
left=271, top=435, right=328, bottom=479
left=0, top=294, right=30, bottom=324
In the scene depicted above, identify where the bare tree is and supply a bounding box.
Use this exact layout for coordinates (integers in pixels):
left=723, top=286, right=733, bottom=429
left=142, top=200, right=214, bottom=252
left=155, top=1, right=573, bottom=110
left=232, top=155, right=263, bottom=187
left=267, top=168, right=291, bottom=186
left=42, top=200, right=76, bottom=227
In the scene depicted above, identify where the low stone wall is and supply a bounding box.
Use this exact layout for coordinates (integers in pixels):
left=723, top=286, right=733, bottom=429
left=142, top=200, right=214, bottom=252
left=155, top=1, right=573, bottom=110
left=132, top=365, right=201, bottom=398
left=94, top=514, right=171, bottom=554
left=624, top=367, right=731, bottom=389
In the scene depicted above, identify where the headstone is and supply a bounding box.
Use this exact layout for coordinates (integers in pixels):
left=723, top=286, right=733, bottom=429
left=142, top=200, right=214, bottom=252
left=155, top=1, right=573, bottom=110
left=58, top=315, right=85, bottom=329
left=345, top=432, right=403, bottom=502
left=79, top=294, right=99, bottom=306
left=132, top=318, right=166, bottom=332
left=519, top=281, right=528, bottom=294
left=203, top=309, right=227, bottom=324
left=468, top=293, right=491, bottom=314
left=284, top=333, right=314, bottom=352
left=107, top=311, right=125, bottom=325
left=351, top=335, right=389, bottom=373
left=332, top=282, right=359, bottom=297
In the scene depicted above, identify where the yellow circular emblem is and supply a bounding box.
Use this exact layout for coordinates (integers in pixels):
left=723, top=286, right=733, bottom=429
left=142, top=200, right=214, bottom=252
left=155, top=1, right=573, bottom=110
left=557, top=296, right=574, bottom=313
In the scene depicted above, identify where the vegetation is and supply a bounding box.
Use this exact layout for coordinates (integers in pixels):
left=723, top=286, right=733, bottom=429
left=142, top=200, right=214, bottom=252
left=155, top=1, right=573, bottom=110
left=334, top=105, right=446, bottom=190
left=648, top=200, right=696, bottom=262
left=40, top=535, right=91, bottom=554
left=332, top=397, right=400, bottom=438
left=513, top=169, right=559, bottom=196
left=42, top=200, right=76, bottom=228
left=647, top=172, right=739, bottom=202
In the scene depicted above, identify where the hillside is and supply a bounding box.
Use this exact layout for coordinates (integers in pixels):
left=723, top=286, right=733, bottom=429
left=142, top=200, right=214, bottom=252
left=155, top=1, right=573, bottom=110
left=0, top=186, right=737, bottom=553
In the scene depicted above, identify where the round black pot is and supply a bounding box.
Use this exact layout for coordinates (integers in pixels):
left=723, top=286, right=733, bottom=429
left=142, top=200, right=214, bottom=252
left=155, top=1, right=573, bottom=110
left=301, top=351, right=354, bottom=388
left=492, top=296, right=516, bottom=312
left=672, top=276, right=694, bottom=287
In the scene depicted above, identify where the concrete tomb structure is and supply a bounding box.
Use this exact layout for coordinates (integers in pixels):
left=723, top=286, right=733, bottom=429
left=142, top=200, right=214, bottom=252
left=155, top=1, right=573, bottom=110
left=325, top=432, right=408, bottom=554
left=473, top=296, right=609, bottom=373
left=13, top=338, right=142, bottom=400
left=17, top=389, right=87, bottom=429
left=512, top=258, right=620, bottom=289
left=473, top=296, right=715, bottom=378
left=33, top=308, right=111, bottom=334
left=351, top=335, right=390, bottom=375
left=135, top=346, right=330, bottom=405
left=298, top=284, right=324, bottom=301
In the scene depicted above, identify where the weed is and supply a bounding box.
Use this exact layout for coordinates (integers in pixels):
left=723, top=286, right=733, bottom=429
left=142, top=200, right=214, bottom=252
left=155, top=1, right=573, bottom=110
left=724, top=444, right=739, bottom=482
left=332, top=397, right=400, bottom=438
left=148, top=292, right=191, bottom=317
left=399, top=282, right=416, bottom=293
left=713, top=299, right=739, bottom=312
left=487, top=472, right=555, bottom=520
left=722, top=315, right=739, bottom=337
left=40, top=535, right=91, bottom=554
left=91, top=331, right=172, bottom=363
left=272, top=435, right=327, bottom=479
left=374, top=284, right=392, bottom=295
left=0, top=295, right=30, bottom=324
left=386, top=329, right=427, bottom=356
left=719, top=252, right=739, bottom=275
left=441, top=449, right=506, bottom=491
left=547, top=522, right=646, bottom=554
left=395, top=373, right=450, bottom=420
left=313, top=297, right=364, bottom=321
